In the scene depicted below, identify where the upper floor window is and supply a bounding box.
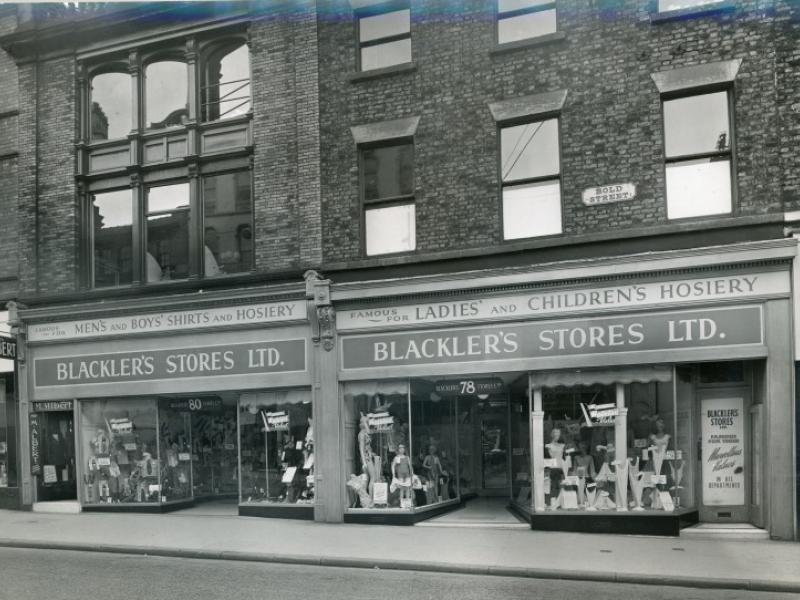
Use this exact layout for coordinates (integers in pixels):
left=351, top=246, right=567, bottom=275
left=90, top=71, right=132, bottom=141
left=146, top=183, right=190, bottom=282
left=91, top=189, right=133, bottom=287
left=203, top=42, right=251, bottom=122
left=663, top=91, right=732, bottom=219
left=203, top=171, right=254, bottom=274
left=361, top=141, right=415, bottom=255
left=145, top=60, right=188, bottom=130
left=497, top=0, right=557, bottom=45
left=357, top=4, right=411, bottom=71
left=500, top=118, right=562, bottom=240
left=658, top=0, right=721, bottom=11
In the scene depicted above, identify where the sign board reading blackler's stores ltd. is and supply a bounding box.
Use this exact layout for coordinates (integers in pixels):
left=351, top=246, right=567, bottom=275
left=340, top=305, right=763, bottom=370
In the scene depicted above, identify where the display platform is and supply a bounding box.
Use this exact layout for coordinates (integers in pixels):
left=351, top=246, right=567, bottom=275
left=528, top=508, right=699, bottom=536
left=344, top=498, right=463, bottom=526
left=239, top=504, right=314, bottom=520
left=82, top=499, right=195, bottom=513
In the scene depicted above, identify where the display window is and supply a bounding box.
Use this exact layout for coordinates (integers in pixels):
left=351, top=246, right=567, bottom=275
left=344, top=374, right=528, bottom=514
left=80, top=398, right=160, bottom=505
left=239, top=389, right=314, bottom=505
left=532, top=366, right=693, bottom=514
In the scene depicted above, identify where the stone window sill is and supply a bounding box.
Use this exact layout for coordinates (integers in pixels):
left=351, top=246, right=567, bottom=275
left=490, top=31, right=567, bottom=57
left=650, top=1, right=735, bottom=24
left=349, top=61, right=417, bottom=83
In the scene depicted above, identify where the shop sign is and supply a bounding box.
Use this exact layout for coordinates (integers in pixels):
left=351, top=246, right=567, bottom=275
left=434, top=378, right=505, bottom=397
left=367, top=411, right=394, bottom=432
left=0, top=335, right=16, bottom=360
left=261, top=410, right=289, bottom=431
left=31, top=400, right=73, bottom=412
left=338, top=271, right=787, bottom=331
left=701, top=396, right=745, bottom=506
left=167, top=398, right=224, bottom=413
left=582, top=183, right=636, bottom=206
left=29, top=412, right=41, bottom=475
left=33, top=339, right=306, bottom=388
left=580, top=402, right=618, bottom=426
left=341, top=305, right=762, bottom=370
left=28, top=300, right=306, bottom=343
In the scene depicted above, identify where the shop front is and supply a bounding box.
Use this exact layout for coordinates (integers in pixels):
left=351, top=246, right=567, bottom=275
left=0, top=325, right=18, bottom=509
left=17, top=295, right=317, bottom=519
left=333, top=243, right=796, bottom=537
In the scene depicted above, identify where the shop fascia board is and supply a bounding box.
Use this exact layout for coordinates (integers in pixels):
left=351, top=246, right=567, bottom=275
left=336, top=344, right=770, bottom=381
left=330, top=239, right=797, bottom=302
left=17, top=281, right=307, bottom=323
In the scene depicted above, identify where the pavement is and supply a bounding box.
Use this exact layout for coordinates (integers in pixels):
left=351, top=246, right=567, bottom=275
left=0, top=506, right=798, bottom=593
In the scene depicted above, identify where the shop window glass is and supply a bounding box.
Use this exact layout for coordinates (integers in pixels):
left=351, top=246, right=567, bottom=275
left=90, top=71, right=132, bottom=141
left=203, top=171, right=253, bottom=275
left=510, top=385, right=531, bottom=507
left=663, top=91, right=732, bottom=219
left=239, top=390, right=314, bottom=505
left=344, top=381, right=411, bottom=510
left=698, top=361, right=744, bottom=384
left=497, top=0, right=556, bottom=45
left=146, top=183, right=190, bottom=282
left=501, top=118, right=561, bottom=239
left=157, top=399, right=192, bottom=503
left=145, top=60, right=188, bottom=130
left=358, top=8, right=411, bottom=72
left=92, top=189, right=133, bottom=288
left=80, top=398, right=159, bottom=505
left=203, top=42, right=251, bottom=122
left=0, top=382, right=10, bottom=488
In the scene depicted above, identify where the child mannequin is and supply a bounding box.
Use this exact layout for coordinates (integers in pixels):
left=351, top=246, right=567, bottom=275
left=390, top=443, right=414, bottom=508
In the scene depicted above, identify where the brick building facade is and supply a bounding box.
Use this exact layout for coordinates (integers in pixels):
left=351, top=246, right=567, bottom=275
left=0, top=1, right=797, bottom=539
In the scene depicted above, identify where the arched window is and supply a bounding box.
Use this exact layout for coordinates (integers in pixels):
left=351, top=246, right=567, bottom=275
left=145, top=60, right=188, bottom=130
left=203, top=41, right=251, bottom=122
left=90, top=71, right=132, bottom=141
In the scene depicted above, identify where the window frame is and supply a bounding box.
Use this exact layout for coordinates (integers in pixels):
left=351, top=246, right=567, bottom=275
left=498, top=114, right=564, bottom=241
left=200, top=167, right=256, bottom=276
left=358, top=138, right=416, bottom=257
left=88, top=186, right=136, bottom=289
left=496, top=0, right=557, bottom=46
left=142, top=53, right=190, bottom=132
left=201, top=37, right=252, bottom=123
left=661, top=85, right=736, bottom=221
left=144, top=180, right=193, bottom=283
left=87, top=63, right=134, bottom=143
left=355, top=1, right=412, bottom=73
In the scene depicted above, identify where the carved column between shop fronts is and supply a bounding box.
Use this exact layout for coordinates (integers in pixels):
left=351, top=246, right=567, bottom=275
left=305, top=271, right=343, bottom=522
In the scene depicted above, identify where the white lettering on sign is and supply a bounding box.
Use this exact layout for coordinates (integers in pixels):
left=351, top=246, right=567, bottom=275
left=28, top=301, right=305, bottom=342
left=338, top=271, right=787, bottom=331
left=582, top=183, right=636, bottom=206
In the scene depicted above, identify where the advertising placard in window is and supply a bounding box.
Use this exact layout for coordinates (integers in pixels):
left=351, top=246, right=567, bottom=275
left=701, top=396, right=745, bottom=506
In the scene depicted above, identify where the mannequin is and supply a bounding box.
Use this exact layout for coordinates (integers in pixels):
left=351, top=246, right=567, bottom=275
left=649, top=417, right=671, bottom=475
left=358, top=413, right=380, bottom=503
left=545, top=428, right=566, bottom=507
left=390, top=443, right=414, bottom=508
left=573, top=441, right=595, bottom=508
left=423, top=444, right=446, bottom=501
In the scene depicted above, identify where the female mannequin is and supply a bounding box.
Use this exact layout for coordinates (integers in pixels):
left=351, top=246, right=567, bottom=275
left=573, top=441, right=595, bottom=507
left=545, top=428, right=566, bottom=507
left=649, top=417, right=671, bottom=476
left=423, top=444, right=445, bottom=501
left=358, top=413, right=380, bottom=502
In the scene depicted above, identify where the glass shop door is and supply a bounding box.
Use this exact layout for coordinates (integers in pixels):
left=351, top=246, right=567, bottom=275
left=35, top=411, right=77, bottom=502
left=697, top=387, right=751, bottom=523
left=478, top=397, right=510, bottom=495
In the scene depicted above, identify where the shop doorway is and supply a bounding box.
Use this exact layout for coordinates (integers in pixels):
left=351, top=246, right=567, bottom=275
left=697, top=387, right=751, bottom=524
left=34, top=410, right=77, bottom=502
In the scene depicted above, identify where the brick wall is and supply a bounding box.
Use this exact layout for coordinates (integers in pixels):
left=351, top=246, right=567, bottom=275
left=16, top=55, right=77, bottom=296
left=775, top=0, right=800, bottom=212
left=318, top=0, right=788, bottom=265
left=251, top=0, right=322, bottom=273
left=0, top=10, right=17, bottom=299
